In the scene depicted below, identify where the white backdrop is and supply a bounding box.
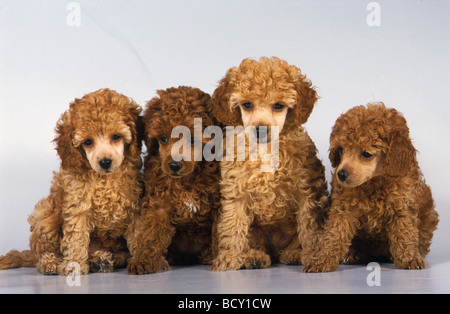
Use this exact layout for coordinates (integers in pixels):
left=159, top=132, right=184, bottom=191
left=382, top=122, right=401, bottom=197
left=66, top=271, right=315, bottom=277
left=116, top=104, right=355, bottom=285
left=1, top=0, right=449, bottom=259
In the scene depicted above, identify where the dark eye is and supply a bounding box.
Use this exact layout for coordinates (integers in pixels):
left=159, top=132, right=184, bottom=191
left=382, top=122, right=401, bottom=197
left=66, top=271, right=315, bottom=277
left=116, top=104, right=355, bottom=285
left=241, top=102, right=253, bottom=110
left=362, top=150, right=373, bottom=158
left=112, top=134, right=121, bottom=142
left=273, top=103, right=284, bottom=111
left=83, top=139, right=93, bottom=147
left=337, top=147, right=344, bottom=155
left=159, top=136, right=169, bottom=144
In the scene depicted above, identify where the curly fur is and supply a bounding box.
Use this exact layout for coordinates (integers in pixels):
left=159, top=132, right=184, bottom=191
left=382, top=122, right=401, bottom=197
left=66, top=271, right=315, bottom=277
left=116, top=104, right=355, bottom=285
left=127, top=86, right=221, bottom=275
left=304, top=103, right=439, bottom=272
left=210, top=57, right=329, bottom=271
left=0, top=89, right=143, bottom=275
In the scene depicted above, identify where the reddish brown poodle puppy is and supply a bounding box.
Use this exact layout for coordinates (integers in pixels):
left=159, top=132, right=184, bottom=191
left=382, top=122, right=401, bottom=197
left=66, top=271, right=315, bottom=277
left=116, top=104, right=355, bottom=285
left=0, top=89, right=143, bottom=275
left=127, top=86, right=221, bottom=275
left=304, top=103, right=439, bottom=272
left=210, top=57, right=329, bottom=271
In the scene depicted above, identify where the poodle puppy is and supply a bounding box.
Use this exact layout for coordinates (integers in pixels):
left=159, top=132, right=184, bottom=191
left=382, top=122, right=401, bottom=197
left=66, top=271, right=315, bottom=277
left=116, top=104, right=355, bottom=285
left=127, top=86, right=221, bottom=275
left=304, top=103, right=439, bottom=272
left=0, top=88, right=143, bottom=275
left=210, top=57, right=329, bottom=271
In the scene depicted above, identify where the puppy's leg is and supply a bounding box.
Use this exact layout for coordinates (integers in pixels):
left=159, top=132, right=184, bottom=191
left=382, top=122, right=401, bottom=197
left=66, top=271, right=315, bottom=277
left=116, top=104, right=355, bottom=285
left=28, top=198, right=63, bottom=275
left=202, top=197, right=221, bottom=265
left=387, top=212, right=425, bottom=270
left=57, top=209, right=91, bottom=276
left=417, top=184, right=439, bottom=257
left=211, top=198, right=252, bottom=271
left=303, top=209, right=358, bottom=273
left=127, top=204, right=174, bottom=274
left=199, top=212, right=220, bottom=265
left=244, top=226, right=271, bottom=269
left=296, top=187, right=329, bottom=265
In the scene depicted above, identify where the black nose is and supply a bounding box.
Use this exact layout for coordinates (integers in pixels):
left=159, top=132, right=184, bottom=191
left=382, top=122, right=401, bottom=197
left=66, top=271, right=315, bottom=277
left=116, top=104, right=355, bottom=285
left=337, top=169, right=349, bottom=182
left=255, top=126, right=269, bottom=142
left=169, top=161, right=182, bottom=172
left=99, top=158, right=112, bottom=170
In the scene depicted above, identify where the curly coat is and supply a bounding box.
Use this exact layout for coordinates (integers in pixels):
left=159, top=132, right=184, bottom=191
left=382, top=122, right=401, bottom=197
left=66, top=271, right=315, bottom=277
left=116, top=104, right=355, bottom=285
left=304, top=103, right=439, bottom=272
left=210, top=57, right=329, bottom=271
left=0, top=89, right=143, bottom=275
left=127, top=86, right=221, bottom=275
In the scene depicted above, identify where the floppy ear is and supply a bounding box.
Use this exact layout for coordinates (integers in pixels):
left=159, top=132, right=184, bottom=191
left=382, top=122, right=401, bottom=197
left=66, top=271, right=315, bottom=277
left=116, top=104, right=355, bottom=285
left=125, top=102, right=143, bottom=159
left=142, top=96, right=162, bottom=157
left=328, top=145, right=341, bottom=168
left=53, top=111, right=86, bottom=171
left=383, top=111, right=416, bottom=177
left=292, top=72, right=318, bottom=125
left=384, top=131, right=416, bottom=177
left=210, top=68, right=241, bottom=127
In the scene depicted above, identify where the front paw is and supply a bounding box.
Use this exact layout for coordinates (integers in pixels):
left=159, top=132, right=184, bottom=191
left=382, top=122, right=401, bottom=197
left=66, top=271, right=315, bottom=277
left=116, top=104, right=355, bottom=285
left=89, top=251, right=114, bottom=273
left=211, top=255, right=244, bottom=271
left=90, top=257, right=113, bottom=273
left=394, top=256, right=426, bottom=270
left=303, top=256, right=339, bottom=273
left=37, top=253, right=60, bottom=275
left=280, top=249, right=302, bottom=266
left=244, top=249, right=271, bottom=269
left=127, top=256, right=169, bottom=275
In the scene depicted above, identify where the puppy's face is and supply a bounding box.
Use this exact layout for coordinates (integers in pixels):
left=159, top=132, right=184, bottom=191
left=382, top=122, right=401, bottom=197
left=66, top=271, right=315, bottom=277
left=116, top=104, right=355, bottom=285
left=211, top=57, right=318, bottom=142
left=231, top=94, right=293, bottom=142
left=154, top=126, right=199, bottom=178
left=228, top=72, right=298, bottom=142
left=144, top=86, right=213, bottom=179
left=334, top=145, right=384, bottom=188
left=73, top=123, right=132, bottom=174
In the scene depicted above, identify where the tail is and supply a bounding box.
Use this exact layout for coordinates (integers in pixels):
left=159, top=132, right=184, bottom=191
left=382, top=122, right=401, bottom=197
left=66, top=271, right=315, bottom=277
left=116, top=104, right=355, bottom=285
left=0, top=250, right=34, bottom=270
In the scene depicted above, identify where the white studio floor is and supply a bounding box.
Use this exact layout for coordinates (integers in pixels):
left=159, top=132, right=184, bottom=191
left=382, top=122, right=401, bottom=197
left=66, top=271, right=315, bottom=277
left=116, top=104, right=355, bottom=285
left=1, top=252, right=450, bottom=294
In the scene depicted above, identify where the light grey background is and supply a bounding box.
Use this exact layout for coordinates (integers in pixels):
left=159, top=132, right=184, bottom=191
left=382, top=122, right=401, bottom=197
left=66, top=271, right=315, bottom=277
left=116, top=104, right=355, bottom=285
left=1, top=0, right=449, bottom=262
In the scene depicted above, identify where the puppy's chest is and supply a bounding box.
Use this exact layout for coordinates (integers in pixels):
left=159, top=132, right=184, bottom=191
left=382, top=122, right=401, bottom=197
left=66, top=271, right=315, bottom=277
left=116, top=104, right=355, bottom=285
left=169, top=191, right=212, bottom=225
left=88, top=182, right=134, bottom=230
left=354, top=200, right=393, bottom=234
left=238, top=167, right=298, bottom=215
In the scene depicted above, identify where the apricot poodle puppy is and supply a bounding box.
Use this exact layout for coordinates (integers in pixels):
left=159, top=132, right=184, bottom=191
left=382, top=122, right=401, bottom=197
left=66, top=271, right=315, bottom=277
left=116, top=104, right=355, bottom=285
left=210, top=57, right=329, bottom=271
left=304, top=103, right=439, bottom=272
left=0, top=88, right=143, bottom=275
left=127, top=86, right=221, bottom=275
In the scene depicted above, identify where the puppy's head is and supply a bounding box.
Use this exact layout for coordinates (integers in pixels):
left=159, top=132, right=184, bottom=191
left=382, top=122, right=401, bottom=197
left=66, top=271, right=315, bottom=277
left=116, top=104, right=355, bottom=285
left=329, top=103, right=416, bottom=188
left=144, top=86, right=213, bottom=178
left=211, top=57, right=318, bottom=141
left=54, top=89, right=142, bottom=174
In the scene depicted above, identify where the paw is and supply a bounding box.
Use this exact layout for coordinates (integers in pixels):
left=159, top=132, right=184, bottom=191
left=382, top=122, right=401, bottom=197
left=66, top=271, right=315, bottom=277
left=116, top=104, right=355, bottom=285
left=37, top=253, right=59, bottom=275
left=394, top=256, right=426, bottom=270
left=127, top=256, right=169, bottom=275
left=89, top=251, right=115, bottom=273
left=243, top=249, right=271, bottom=269
left=303, top=262, right=338, bottom=273
left=303, top=256, right=339, bottom=273
left=342, top=250, right=363, bottom=265
left=90, top=257, right=113, bottom=273
left=280, top=249, right=302, bottom=265
left=211, top=255, right=244, bottom=271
